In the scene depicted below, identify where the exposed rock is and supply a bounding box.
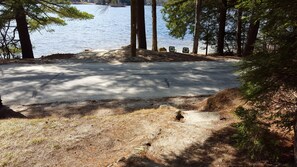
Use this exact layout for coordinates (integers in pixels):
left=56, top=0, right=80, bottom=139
left=158, top=47, right=167, bottom=52
left=175, top=110, right=184, bottom=121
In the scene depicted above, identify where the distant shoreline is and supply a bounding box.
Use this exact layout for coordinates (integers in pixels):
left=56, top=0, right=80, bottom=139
left=70, top=2, right=164, bottom=6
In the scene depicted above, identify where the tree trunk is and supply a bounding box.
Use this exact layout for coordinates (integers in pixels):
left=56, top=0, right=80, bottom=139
left=15, top=5, right=34, bottom=59
left=192, top=0, right=203, bottom=54
left=152, top=0, right=158, bottom=51
left=0, top=95, right=3, bottom=108
left=294, top=119, right=297, bottom=167
left=136, top=0, right=147, bottom=49
left=130, top=0, right=137, bottom=57
left=243, top=14, right=260, bottom=56
left=236, top=9, right=242, bottom=56
left=217, top=0, right=227, bottom=55
left=206, top=35, right=209, bottom=56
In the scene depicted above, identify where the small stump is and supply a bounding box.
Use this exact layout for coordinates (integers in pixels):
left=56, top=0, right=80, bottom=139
left=176, top=111, right=184, bottom=121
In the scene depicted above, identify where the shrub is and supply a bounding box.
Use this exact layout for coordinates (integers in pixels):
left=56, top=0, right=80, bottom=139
left=232, top=107, right=280, bottom=161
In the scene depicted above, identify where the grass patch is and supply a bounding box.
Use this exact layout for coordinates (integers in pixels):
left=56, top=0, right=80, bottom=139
left=30, top=137, right=47, bottom=145
left=52, top=144, right=61, bottom=150
left=0, top=120, right=26, bottom=136
left=0, top=152, right=14, bottom=167
left=83, top=115, right=98, bottom=120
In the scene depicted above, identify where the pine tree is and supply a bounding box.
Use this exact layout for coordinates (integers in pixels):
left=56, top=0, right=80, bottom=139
left=152, top=0, right=158, bottom=51
left=0, top=0, right=93, bottom=59
left=136, top=0, right=147, bottom=49
left=217, top=0, right=227, bottom=55
left=130, top=0, right=137, bottom=57
left=192, top=0, right=203, bottom=54
left=238, top=0, right=297, bottom=163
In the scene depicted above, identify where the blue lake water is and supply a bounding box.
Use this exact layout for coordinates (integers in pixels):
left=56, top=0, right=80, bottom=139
left=31, top=5, right=206, bottom=57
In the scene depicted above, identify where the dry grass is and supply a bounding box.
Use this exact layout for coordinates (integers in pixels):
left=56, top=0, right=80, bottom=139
left=1, top=89, right=284, bottom=167
left=0, top=108, right=176, bottom=166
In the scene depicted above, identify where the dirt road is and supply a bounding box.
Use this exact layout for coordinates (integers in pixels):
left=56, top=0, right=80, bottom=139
left=0, top=61, right=238, bottom=105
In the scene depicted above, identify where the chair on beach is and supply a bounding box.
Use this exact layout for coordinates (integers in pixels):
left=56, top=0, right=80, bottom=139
left=182, top=47, right=190, bottom=53
left=169, top=46, right=176, bottom=52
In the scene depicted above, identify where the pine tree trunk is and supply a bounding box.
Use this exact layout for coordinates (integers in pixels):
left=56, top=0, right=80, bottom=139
left=192, top=0, right=203, bottom=54
left=236, top=9, right=242, bottom=56
left=294, top=119, right=297, bottom=167
left=217, top=0, right=227, bottom=55
left=243, top=15, right=260, bottom=57
left=206, top=37, right=209, bottom=56
left=152, top=0, right=158, bottom=51
left=0, top=95, right=3, bottom=108
left=15, top=5, right=34, bottom=59
left=136, top=0, right=147, bottom=49
left=130, top=0, right=137, bottom=57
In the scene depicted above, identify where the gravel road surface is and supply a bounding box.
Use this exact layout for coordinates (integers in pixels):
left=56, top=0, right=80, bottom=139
left=0, top=61, right=239, bottom=105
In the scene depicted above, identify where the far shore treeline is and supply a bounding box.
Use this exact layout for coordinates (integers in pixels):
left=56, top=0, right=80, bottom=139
left=72, top=0, right=166, bottom=5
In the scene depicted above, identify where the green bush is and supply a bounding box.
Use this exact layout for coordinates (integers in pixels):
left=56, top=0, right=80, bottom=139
left=232, top=107, right=280, bottom=161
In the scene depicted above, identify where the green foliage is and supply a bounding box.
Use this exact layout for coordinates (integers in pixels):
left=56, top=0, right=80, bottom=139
left=161, top=0, right=222, bottom=40
left=28, top=0, right=93, bottom=30
left=0, top=20, right=20, bottom=59
left=199, top=4, right=218, bottom=51
left=236, top=0, right=297, bottom=162
left=232, top=107, right=280, bottom=161
left=0, top=0, right=94, bottom=31
left=237, top=0, right=297, bottom=126
left=161, top=0, right=195, bottom=39
left=0, top=0, right=93, bottom=58
left=239, top=41, right=297, bottom=100
left=161, top=0, right=249, bottom=53
left=121, top=0, right=131, bottom=5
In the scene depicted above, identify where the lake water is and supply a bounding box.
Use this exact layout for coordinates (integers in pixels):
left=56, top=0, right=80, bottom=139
left=31, top=4, right=205, bottom=57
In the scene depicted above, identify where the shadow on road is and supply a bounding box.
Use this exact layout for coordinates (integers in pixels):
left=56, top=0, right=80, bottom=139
left=1, top=61, right=238, bottom=106
left=0, top=61, right=239, bottom=120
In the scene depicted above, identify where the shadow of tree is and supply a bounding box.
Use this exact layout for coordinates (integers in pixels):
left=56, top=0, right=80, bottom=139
left=120, top=126, right=293, bottom=167
left=1, top=60, right=238, bottom=108
left=1, top=58, right=238, bottom=120
left=0, top=105, right=26, bottom=119
left=17, top=95, right=208, bottom=118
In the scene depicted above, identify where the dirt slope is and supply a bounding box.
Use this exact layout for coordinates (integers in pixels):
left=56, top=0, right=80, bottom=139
left=2, top=88, right=280, bottom=167
left=1, top=45, right=292, bottom=166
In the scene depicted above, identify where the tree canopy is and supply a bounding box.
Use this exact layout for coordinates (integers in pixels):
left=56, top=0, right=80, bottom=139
left=1, top=0, right=93, bottom=31
left=235, top=0, right=297, bottom=163
left=0, top=0, right=93, bottom=58
left=162, top=0, right=296, bottom=163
